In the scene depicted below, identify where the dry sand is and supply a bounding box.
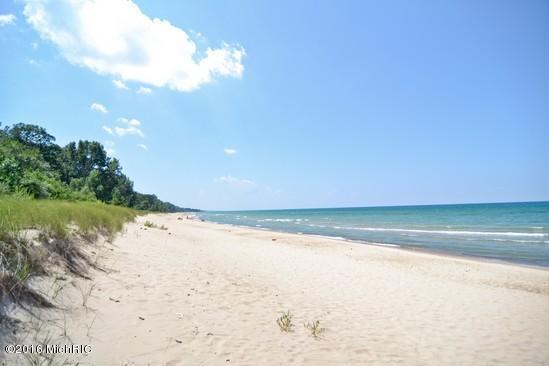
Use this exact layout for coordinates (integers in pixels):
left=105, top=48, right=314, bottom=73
left=8, top=213, right=549, bottom=365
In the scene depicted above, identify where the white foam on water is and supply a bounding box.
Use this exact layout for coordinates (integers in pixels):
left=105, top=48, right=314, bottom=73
left=308, top=234, right=347, bottom=241
left=371, top=242, right=401, bottom=248
left=492, top=238, right=547, bottom=244
left=333, top=226, right=546, bottom=237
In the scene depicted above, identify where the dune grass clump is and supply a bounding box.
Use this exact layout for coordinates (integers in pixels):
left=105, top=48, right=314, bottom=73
left=276, top=310, right=294, bottom=332
left=143, top=220, right=167, bottom=230
left=304, top=320, right=325, bottom=339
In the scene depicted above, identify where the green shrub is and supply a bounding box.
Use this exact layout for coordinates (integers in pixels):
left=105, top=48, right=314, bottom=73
left=19, top=171, right=51, bottom=198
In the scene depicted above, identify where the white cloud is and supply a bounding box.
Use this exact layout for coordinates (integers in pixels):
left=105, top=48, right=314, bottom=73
left=90, top=102, right=108, bottom=114
left=216, top=175, right=255, bottom=189
left=104, top=140, right=115, bottom=154
left=27, top=59, right=39, bottom=66
left=31, top=42, right=38, bottom=49
left=224, top=148, right=237, bottom=155
left=114, top=126, right=143, bottom=137
left=115, top=118, right=143, bottom=136
left=117, top=117, right=140, bottom=126
left=0, top=14, right=16, bottom=26
left=23, top=0, right=245, bottom=92
left=104, top=117, right=144, bottom=137
left=113, top=79, right=129, bottom=90
left=137, top=143, right=148, bottom=151
left=136, top=86, right=152, bottom=95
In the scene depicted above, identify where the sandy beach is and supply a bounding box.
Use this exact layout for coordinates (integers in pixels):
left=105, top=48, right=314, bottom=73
left=10, top=213, right=549, bottom=365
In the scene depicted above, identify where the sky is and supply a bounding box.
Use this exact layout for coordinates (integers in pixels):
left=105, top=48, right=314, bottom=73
left=0, top=0, right=547, bottom=210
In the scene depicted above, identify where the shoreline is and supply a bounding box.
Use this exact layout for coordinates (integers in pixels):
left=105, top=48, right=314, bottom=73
left=7, top=213, right=549, bottom=365
left=197, top=217, right=549, bottom=272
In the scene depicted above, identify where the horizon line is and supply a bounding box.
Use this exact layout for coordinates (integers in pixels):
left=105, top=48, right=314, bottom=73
left=202, top=200, right=549, bottom=213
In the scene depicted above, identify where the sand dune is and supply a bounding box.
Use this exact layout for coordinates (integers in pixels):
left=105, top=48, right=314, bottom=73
left=10, top=213, right=549, bottom=365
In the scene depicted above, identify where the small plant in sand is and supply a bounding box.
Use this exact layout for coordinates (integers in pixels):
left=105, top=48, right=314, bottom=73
left=276, top=310, right=294, bottom=332
left=79, top=282, right=96, bottom=309
left=50, top=276, right=67, bottom=301
left=304, top=320, right=325, bottom=339
left=85, top=314, right=97, bottom=338
left=143, top=221, right=168, bottom=230
left=24, top=315, right=79, bottom=365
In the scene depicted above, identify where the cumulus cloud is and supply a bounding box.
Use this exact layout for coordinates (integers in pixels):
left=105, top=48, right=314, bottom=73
left=114, top=126, right=143, bottom=137
left=113, top=79, right=129, bottom=90
left=117, top=117, right=140, bottom=126
left=90, top=102, right=108, bottom=114
left=224, top=148, right=237, bottom=155
left=137, top=143, right=148, bottom=151
left=136, top=86, right=152, bottom=95
left=0, top=14, right=16, bottom=26
left=104, top=140, right=115, bottom=155
left=103, top=117, right=144, bottom=137
left=113, top=117, right=144, bottom=137
left=216, top=175, right=255, bottom=189
left=23, top=0, right=245, bottom=92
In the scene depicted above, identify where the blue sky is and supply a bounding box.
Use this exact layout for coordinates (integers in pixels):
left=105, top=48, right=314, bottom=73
left=0, top=0, right=547, bottom=210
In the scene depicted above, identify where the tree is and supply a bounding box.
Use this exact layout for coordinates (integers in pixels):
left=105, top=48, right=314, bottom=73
left=8, top=123, right=55, bottom=148
left=112, top=174, right=134, bottom=207
left=4, top=123, right=64, bottom=179
left=0, top=138, right=51, bottom=191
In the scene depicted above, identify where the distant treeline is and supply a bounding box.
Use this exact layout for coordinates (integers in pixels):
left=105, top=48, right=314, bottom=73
left=0, top=123, right=199, bottom=212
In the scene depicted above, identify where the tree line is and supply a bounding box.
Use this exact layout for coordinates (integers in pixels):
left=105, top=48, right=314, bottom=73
left=0, top=123, right=198, bottom=212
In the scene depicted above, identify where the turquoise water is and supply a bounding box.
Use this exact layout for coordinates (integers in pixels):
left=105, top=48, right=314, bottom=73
left=198, top=202, right=549, bottom=267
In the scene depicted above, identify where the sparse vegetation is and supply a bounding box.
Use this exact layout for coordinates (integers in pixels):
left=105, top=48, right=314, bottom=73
left=276, top=310, right=294, bottom=332
left=20, top=314, right=79, bottom=365
left=143, top=221, right=168, bottom=230
left=0, top=197, right=139, bottom=319
left=275, top=310, right=326, bottom=338
left=304, top=320, right=325, bottom=339
left=79, top=282, right=96, bottom=309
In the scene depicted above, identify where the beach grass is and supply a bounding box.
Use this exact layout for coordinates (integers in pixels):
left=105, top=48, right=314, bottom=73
left=143, top=220, right=168, bottom=230
left=304, top=320, right=325, bottom=339
left=0, top=196, right=139, bottom=238
left=276, top=310, right=294, bottom=332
